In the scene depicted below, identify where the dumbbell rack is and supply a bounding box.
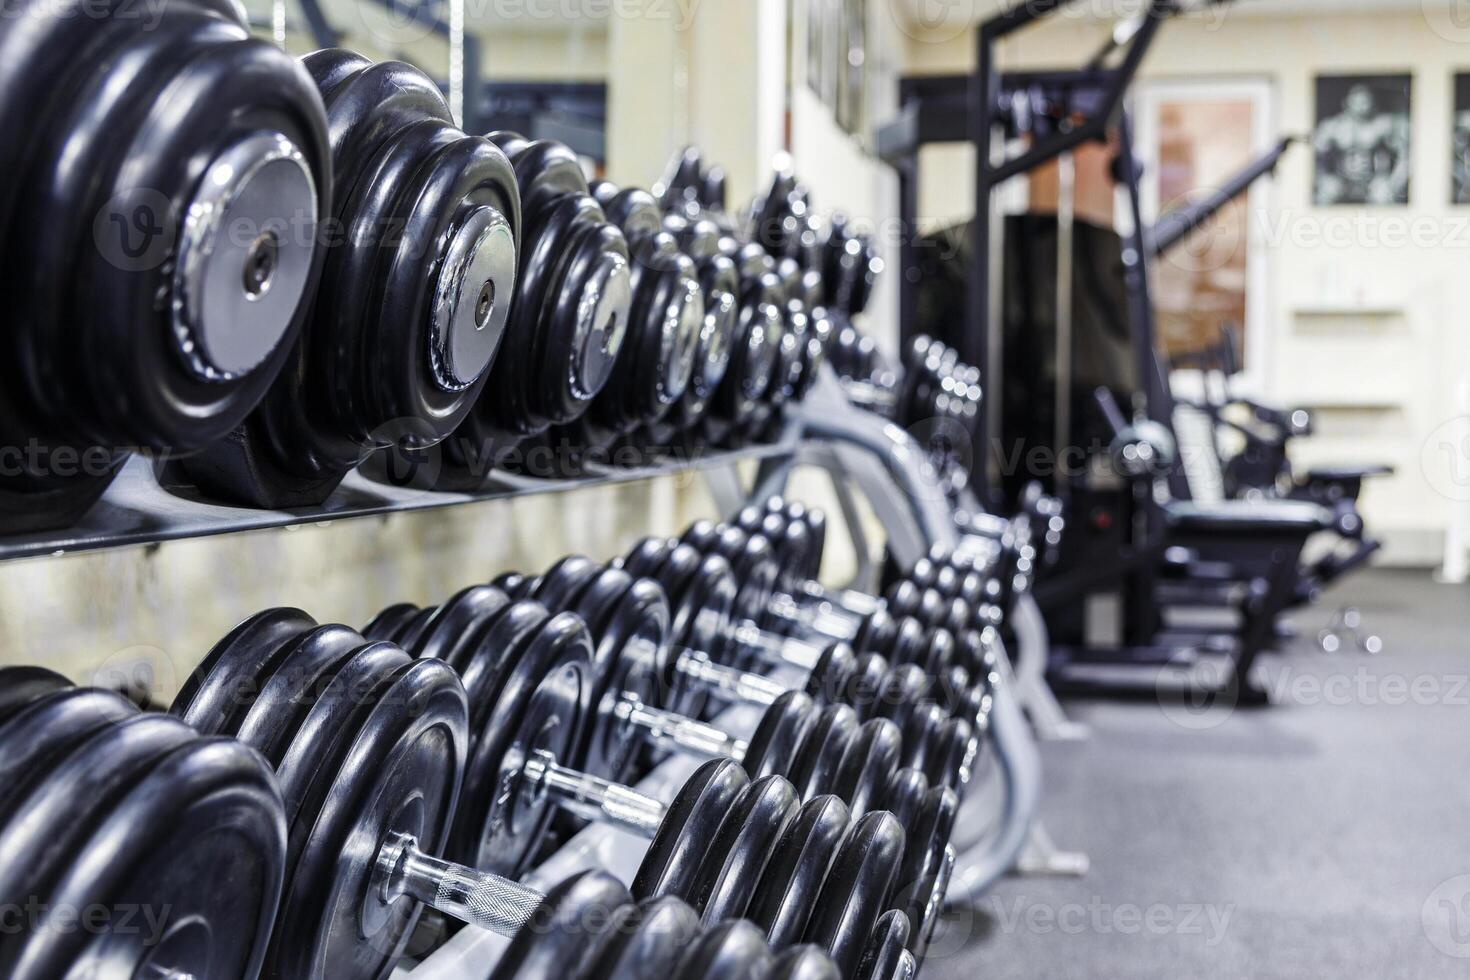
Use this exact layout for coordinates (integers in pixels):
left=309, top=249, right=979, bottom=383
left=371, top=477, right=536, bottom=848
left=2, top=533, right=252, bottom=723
left=0, top=383, right=1048, bottom=979
left=0, top=426, right=801, bottom=562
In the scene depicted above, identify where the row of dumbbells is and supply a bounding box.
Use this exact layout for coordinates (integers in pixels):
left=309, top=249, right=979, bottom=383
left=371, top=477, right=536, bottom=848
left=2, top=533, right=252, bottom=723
left=832, top=334, right=982, bottom=502
left=0, top=5, right=880, bottom=534
left=0, top=499, right=1006, bottom=979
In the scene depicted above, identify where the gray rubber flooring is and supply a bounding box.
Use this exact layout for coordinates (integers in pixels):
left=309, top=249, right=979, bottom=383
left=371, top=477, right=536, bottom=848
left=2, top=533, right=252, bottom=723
left=926, top=569, right=1470, bottom=979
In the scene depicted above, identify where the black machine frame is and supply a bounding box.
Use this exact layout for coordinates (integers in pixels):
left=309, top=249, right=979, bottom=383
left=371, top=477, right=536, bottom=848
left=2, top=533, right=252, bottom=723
left=877, top=0, right=1177, bottom=505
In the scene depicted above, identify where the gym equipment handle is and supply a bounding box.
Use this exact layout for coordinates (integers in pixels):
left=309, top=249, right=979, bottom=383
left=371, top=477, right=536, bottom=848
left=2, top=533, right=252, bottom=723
left=523, top=750, right=669, bottom=837
left=378, top=832, right=544, bottom=938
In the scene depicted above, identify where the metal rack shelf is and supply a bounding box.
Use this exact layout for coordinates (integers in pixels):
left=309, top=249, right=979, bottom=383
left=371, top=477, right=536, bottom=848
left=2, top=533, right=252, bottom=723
left=0, top=427, right=802, bottom=564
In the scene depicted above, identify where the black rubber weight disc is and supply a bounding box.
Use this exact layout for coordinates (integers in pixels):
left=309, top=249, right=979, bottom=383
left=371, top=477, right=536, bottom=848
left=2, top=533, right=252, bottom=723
left=586, top=895, right=701, bottom=980
left=0, top=689, right=138, bottom=821
left=0, top=714, right=194, bottom=974
left=831, top=718, right=903, bottom=820
left=768, top=945, right=841, bottom=980
left=803, top=811, right=905, bottom=977
left=489, top=870, right=631, bottom=980
left=632, top=758, right=748, bottom=903
left=0, top=667, right=72, bottom=724
left=361, top=602, right=421, bottom=643
left=673, top=919, right=771, bottom=980
left=855, top=909, right=910, bottom=980
left=462, top=610, right=591, bottom=877
left=741, top=691, right=815, bottom=780
left=233, top=623, right=366, bottom=771
left=689, top=775, right=798, bottom=923
left=787, top=704, right=858, bottom=800
left=10, top=736, right=286, bottom=980
left=172, top=607, right=318, bottom=736
left=746, top=795, right=850, bottom=949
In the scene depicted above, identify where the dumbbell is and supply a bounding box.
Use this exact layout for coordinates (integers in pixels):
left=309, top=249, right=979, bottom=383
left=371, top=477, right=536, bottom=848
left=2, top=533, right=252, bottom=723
left=701, top=242, right=786, bottom=448
left=822, top=213, right=882, bottom=318
left=176, top=609, right=932, bottom=977
left=427, top=133, right=633, bottom=487
left=0, top=670, right=847, bottom=980
left=364, top=584, right=967, bottom=887
left=0, top=0, right=330, bottom=532
left=617, top=530, right=997, bottom=726
left=655, top=145, right=732, bottom=221
left=737, top=499, right=1011, bottom=644
left=490, top=876, right=849, bottom=980
left=710, top=507, right=1007, bottom=643
left=0, top=667, right=286, bottom=979
left=551, top=181, right=705, bottom=457
left=170, top=50, right=520, bottom=508
left=638, top=211, right=740, bottom=446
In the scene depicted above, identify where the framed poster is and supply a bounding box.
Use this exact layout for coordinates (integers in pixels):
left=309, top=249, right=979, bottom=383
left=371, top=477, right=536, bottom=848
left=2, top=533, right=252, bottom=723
left=1453, top=73, right=1470, bottom=203
left=1312, top=73, right=1411, bottom=205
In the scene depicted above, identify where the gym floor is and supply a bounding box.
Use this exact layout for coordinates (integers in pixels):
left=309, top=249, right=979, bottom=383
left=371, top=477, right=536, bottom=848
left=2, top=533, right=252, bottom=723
left=927, top=569, right=1469, bottom=979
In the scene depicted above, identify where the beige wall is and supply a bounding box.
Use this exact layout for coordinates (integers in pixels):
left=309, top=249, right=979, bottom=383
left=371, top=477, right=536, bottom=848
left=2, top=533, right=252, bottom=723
left=901, top=9, right=1470, bottom=564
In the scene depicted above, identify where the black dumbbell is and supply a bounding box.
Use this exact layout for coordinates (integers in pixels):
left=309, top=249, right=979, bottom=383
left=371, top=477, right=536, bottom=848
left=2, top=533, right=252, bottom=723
left=0, top=0, right=330, bottom=531
left=708, top=509, right=1005, bottom=644
left=548, top=181, right=704, bottom=457
left=732, top=501, right=1006, bottom=631
left=171, top=50, right=520, bottom=507
left=447, top=565, right=974, bottom=801
left=452, top=571, right=968, bottom=958
left=822, top=213, right=882, bottom=318
left=701, top=243, right=785, bottom=447
left=0, top=668, right=286, bottom=979
left=655, top=145, right=732, bottom=221
left=602, top=546, right=988, bottom=783
left=425, top=134, right=632, bottom=487
left=0, top=668, right=844, bottom=980
left=638, top=211, right=740, bottom=447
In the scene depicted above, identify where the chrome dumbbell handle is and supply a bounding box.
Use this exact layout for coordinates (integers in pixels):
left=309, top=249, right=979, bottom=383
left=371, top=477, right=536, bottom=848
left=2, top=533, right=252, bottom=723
left=377, top=831, right=544, bottom=939
left=674, top=649, right=787, bottom=707
left=726, top=620, right=828, bottom=670
left=523, top=749, right=669, bottom=836
left=613, top=693, right=749, bottom=763
left=764, top=591, right=865, bottom=642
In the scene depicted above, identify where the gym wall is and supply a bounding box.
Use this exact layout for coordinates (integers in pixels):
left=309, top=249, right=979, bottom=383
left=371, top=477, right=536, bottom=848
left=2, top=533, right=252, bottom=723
left=903, top=9, right=1470, bottom=566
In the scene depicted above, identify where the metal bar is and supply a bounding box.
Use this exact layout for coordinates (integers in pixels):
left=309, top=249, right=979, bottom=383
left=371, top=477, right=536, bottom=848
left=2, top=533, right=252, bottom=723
left=674, top=650, right=786, bottom=707
left=522, top=751, right=667, bottom=837
left=1148, top=136, right=1295, bottom=257
left=614, top=694, right=748, bottom=762
left=381, top=833, right=543, bottom=939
